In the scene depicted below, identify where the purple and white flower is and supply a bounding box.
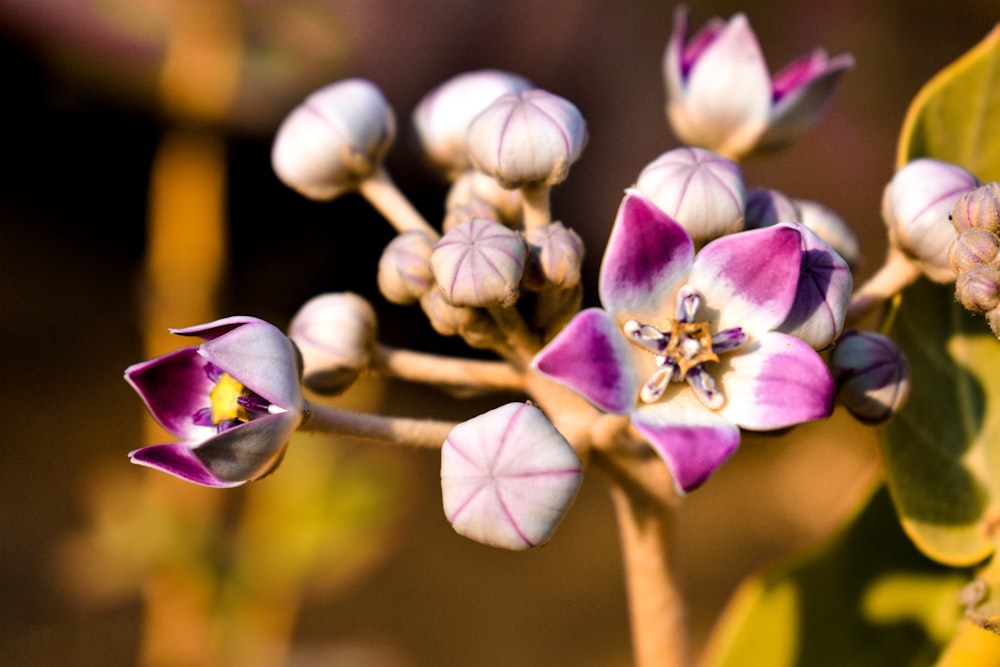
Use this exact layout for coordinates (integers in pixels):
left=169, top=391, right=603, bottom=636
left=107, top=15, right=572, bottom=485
left=663, top=6, right=853, bottom=159
left=533, top=191, right=834, bottom=492
left=127, top=316, right=304, bottom=488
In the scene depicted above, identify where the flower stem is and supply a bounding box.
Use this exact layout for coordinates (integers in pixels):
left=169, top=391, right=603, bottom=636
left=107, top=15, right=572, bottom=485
left=845, top=246, right=922, bottom=326
left=372, top=343, right=525, bottom=392
left=593, top=444, right=689, bottom=667
left=487, top=303, right=542, bottom=366
left=300, top=402, right=456, bottom=447
left=358, top=167, right=439, bottom=237
left=521, top=182, right=552, bottom=231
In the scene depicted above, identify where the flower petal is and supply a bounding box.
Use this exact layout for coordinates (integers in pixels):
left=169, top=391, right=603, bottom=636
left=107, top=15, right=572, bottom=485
left=689, top=224, right=802, bottom=333
left=129, top=442, right=243, bottom=488
left=441, top=403, right=582, bottom=550
left=199, top=321, right=303, bottom=410
left=598, top=190, right=693, bottom=323
left=190, top=413, right=298, bottom=484
left=763, top=51, right=854, bottom=150
left=170, top=315, right=264, bottom=340
left=125, top=347, right=216, bottom=441
left=631, top=393, right=740, bottom=493
left=719, top=331, right=834, bottom=430
left=532, top=308, right=640, bottom=414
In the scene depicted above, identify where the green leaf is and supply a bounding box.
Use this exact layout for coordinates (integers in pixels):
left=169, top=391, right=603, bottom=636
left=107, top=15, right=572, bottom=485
left=897, top=24, right=1000, bottom=178
left=881, top=278, right=1000, bottom=566
left=880, top=23, right=1000, bottom=567
left=700, top=485, right=965, bottom=667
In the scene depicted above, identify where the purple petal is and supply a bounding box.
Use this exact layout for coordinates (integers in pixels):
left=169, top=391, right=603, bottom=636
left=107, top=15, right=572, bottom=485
left=763, top=52, right=854, bottom=148
left=170, top=315, right=264, bottom=340
left=125, top=347, right=216, bottom=441
left=775, top=222, right=852, bottom=349
left=189, top=412, right=299, bottom=483
left=199, top=321, right=303, bottom=411
left=631, top=394, right=740, bottom=493
left=689, top=224, right=802, bottom=333
left=532, top=308, right=640, bottom=414
left=441, top=403, right=582, bottom=550
left=129, top=442, right=243, bottom=488
left=598, top=190, right=693, bottom=323
left=719, top=331, right=834, bottom=430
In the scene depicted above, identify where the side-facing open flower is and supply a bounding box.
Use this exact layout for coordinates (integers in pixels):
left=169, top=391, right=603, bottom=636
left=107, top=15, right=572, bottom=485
left=441, top=402, right=582, bottom=550
left=664, top=6, right=853, bottom=159
left=533, top=191, right=833, bottom=492
left=127, top=317, right=304, bottom=488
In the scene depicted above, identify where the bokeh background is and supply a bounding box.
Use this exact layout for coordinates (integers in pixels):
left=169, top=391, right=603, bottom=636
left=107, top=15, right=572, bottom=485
left=0, top=1, right=996, bottom=665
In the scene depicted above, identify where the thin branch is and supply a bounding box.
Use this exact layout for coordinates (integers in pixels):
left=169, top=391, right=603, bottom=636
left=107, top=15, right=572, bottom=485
left=372, top=344, right=525, bottom=392
left=300, top=402, right=457, bottom=448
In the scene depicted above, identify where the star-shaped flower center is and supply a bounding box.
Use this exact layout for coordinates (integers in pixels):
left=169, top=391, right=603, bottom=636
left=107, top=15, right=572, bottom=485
left=624, top=285, right=747, bottom=410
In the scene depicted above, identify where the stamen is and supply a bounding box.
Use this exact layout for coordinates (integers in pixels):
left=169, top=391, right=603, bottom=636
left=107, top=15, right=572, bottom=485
left=675, top=285, right=702, bottom=323
left=237, top=394, right=272, bottom=417
left=640, top=367, right=673, bottom=403
left=686, top=366, right=725, bottom=409
left=712, top=327, right=747, bottom=354
left=624, top=320, right=670, bottom=354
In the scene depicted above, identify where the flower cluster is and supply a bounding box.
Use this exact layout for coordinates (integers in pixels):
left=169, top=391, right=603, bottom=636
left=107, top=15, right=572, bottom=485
left=949, top=182, right=1000, bottom=336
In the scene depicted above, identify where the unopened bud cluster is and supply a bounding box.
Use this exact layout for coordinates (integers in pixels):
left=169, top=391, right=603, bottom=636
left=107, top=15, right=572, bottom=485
left=949, top=183, right=1000, bottom=337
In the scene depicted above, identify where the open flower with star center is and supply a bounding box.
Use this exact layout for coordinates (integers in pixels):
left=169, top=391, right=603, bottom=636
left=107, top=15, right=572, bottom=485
left=533, top=190, right=834, bottom=492
left=126, top=316, right=304, bottom=488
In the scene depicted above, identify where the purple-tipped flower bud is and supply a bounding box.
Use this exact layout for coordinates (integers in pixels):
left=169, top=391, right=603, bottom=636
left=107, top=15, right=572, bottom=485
left=950, top=182, right=1000, bottom=234
left=467, top=89, right=587, bottom=188
left=634, top=147, right=745, bottom=243
left=776, top=222, right=852, bottom=350
left=794, top=198, right=860, bottom=268
left=441, top=402, right=582, bottom=550
left=663, top=6, right=853, bottom=159
left=830, top=330, right=911, bottom=425
left=956, top=265, right=1000, bottom=314
left=522, top=222, right=585, bottom=290
left=413, top=70, right=533, bottom=177
left=272, top=79, right=396, bottom=201
left=744, top=187, right=800, bottom=229
left=431, top=219, right=526, bottom=307
left=288, top=293, right=377, bottom=395
left=949, top=228, right=1000, bottom=275
left=445, top=170, right=523, bottom=225
left=882, top=158, right=979, bottom=283
left=377, top=230, right=437, bottom=305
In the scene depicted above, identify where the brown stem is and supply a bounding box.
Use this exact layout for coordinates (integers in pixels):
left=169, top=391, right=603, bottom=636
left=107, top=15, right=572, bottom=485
left=358, top=167, right=439, bottom=237
left=593, top=445, right=689, bottom=667
left=300, top=402, right=457, bottom=447
left=372, top=343, right=525, bottom=392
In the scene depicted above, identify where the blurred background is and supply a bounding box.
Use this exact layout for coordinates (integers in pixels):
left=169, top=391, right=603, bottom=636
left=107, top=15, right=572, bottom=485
left=0, top=0, right=995, bottom=665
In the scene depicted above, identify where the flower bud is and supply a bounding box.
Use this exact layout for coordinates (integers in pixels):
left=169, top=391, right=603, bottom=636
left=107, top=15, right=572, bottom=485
left=419, top=289, right=502, bottom=349
left=377, top=230, right=437, bottom=305
left=794, top=198, right=860, bottom=267
left=431, top=219, right=526, bottom=307
left=950, top=182, right=1000, bottom=234
left=522, top=222, right=585, bottom=290
left=288, top=292, right=377, bottom=395
left=743, top=188, right=800, bottom=229
left=985, top=306, right=1000, bottom=340
left=467, top=89, right=587, bottom=188
left=634, top=147, right=745, bottom=242
left=413, top=70, right=533, bottom=177
left=949, top=228, right=1000, bottom=275
left=956, top=265, right=1000, bottom=314
left=441, top=402, right=582, bottom=550
left=445, top=170, right=523, bottom=225
left=830, top=330, right=911, bottom=425
left=882, top=158, right=979, bottom=283
left=271, top=79, right=396, bottom=201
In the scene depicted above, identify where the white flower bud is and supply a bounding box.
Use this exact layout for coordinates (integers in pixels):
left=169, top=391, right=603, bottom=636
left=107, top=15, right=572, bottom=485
left=445, top=170, right=524, bottom=224
left=431, top=219, right=526, bottom=307
left=635, top=147, right=745, bottom=242
left=793, top=198, right=861, bottom=267
left=377, top=230, right=437, bottom=304
left=288, top=292, right=376, bottom=395
left=744, top=187, right=800, bottom=229
left=467, top=89, right=587, bottom=188
left=271, top=79, right=396, bottom=201
left=413, top=70, right=533, bottom=177
left=441, top=402, right=582, bottom=550
left=830, top=330, right=911, bottom=425
left=522, top=222, right=585, bottom=290
left=882, top=158, right=979, bottom=283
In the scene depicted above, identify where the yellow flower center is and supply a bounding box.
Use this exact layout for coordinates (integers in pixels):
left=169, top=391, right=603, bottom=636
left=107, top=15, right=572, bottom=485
left=209, top=373, right=251, bottom=424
